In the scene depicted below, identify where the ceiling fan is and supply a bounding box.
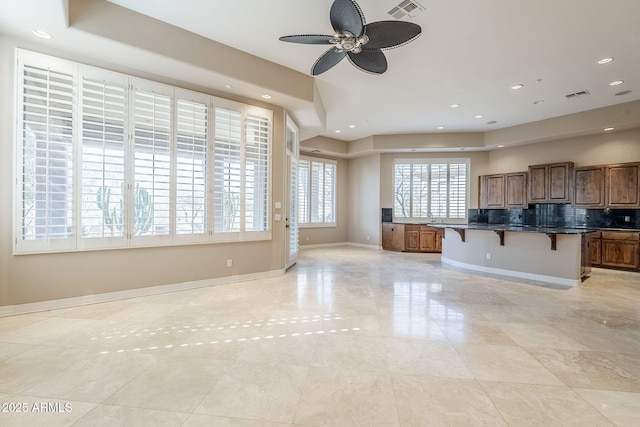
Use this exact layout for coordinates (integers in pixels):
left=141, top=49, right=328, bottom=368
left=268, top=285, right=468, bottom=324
left=279, top=0, right=421, bottom=75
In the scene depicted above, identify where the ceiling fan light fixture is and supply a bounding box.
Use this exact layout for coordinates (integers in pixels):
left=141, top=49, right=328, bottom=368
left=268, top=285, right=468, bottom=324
left=279, top=0, right=421, bottom=75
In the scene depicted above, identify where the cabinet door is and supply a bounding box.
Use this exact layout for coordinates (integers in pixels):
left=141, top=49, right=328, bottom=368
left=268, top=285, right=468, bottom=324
left=405, top=230, right=419, bottom=251
left=419, top=229, right=436, bottom=251
left=549, top=163, right=572, bottom=202
left=607, top=163, right=640, bottom=207
left=528, top=165, right=548, bottom=202
left=601, top=240, right=640, bottom=269
left=589, top=236, right=602, bottom=266
left=481, top=174, right=505, bottom=208
left=382, top=223, right=405, bottom=251
left=574, top=166, right=605, bottom=207
left=435, top=230, right=443, bottom=251
left=505, top=172, right=527, bottom=208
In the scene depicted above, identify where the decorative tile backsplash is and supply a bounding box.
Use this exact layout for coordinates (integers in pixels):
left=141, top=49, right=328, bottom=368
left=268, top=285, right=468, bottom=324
left=469, top=205, right=640, bottom=229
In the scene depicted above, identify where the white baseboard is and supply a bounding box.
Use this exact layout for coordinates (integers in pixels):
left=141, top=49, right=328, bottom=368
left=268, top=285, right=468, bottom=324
left=299, top=242, right=349, bottom=249
left=347, top=242, right=383, bottom=250
left=441, top=257, right=579, bottom=287
left=0, top=269, right=285, bottom=318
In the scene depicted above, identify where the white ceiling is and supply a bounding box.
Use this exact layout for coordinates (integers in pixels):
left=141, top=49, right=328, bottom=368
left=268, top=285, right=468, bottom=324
left=1, top=0, right=639, bottom=143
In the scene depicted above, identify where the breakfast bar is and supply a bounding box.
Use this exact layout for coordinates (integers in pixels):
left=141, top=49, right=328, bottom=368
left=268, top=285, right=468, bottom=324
left=433, top=224, right=596, bottom=286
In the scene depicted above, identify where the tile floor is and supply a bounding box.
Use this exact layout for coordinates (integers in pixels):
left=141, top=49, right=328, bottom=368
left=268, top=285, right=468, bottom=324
left=1, top=246, right=640, bottom=426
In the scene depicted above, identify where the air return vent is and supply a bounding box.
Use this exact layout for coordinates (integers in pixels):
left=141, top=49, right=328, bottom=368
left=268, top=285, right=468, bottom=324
left=565, top=90, right=591, bottom=99
left=388, top=0, right=426, bottom=19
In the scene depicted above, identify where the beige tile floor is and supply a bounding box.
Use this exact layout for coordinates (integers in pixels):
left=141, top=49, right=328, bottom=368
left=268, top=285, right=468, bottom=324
left=1, top=246, right=640, bottom=426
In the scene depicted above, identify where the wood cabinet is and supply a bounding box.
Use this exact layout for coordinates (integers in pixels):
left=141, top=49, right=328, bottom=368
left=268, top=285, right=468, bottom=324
left=606, top=163, right=640, bottom=208
left=574, top=166, right=606, bottom=208
left=382, top=223, right=442, bottom=253
left=405, top=225, right=420, bottom=251
left=600, top=231, right=640, bottom=269
left=588, top=231, right=602, bottom=266
left=528, top=162, right=573, bottom=203
left=382, top=223, right=405, bottom=251
left=479, top=172, right=527, bottom=209
left=505, top=172, right=528, bottom=208
left=480, top=174, right=505, bottom=208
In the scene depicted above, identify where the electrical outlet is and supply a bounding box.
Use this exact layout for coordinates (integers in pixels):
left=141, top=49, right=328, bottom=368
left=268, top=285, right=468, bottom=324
left=625, top=215, right=631, bottom=222
left=227, top=259, right=233, bottom=267
left=486, top=252, right=492, bottom=260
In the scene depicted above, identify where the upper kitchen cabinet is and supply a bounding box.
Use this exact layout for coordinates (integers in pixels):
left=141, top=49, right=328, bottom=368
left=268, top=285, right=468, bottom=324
left=479, top=172, right=527, bottom=209
left=480, top=174, right=505, bottom=208
left=606, top=162, right=640, bottom=208
left=528, top=162, right=573, bottom=203
left=505, top=172, right=528, bottom=208
left=574, top=165, right=606, bottom=208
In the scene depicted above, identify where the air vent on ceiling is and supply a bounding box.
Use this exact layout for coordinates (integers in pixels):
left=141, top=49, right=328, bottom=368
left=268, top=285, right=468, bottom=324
left=388, top=0, right=426, bottom=19
left=565, top=90, right=591, bottom=99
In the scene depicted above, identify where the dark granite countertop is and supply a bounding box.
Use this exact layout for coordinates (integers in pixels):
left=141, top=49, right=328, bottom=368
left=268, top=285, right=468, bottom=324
left=430, top=224, right=640, bottom=234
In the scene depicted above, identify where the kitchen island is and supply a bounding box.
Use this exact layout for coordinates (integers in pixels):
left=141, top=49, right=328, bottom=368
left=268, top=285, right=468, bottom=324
left=432, top=224, right=597, bottom=286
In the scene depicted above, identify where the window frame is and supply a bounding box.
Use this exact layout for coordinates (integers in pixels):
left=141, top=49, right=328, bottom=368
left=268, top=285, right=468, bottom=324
left=298, top=155, right=337, bottom=228
left=14, top=49, right=272, bottom=255
left=392, top=158, right=470, bottom=224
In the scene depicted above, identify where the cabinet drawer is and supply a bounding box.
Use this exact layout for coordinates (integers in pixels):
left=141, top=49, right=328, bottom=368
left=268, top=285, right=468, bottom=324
left=601, top=231, right=640, bottom=241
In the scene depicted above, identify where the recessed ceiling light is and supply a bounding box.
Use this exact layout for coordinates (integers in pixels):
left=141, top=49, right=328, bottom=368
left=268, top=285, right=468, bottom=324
left=486, top=120, right=497, bottom=125
left=604, top=127, right=615, bottom=131
left=609, top=80, right=624, bottom=86
left=511, top=84, right=524, bottom=90
left=615, top=90, right=632, bottom=96
left=335, top=130, right=341, bottom=133
left=31, top=29, right=52, bottom=39
left=225, top=84, right=233, bottom=89
left=533, top=100, right=544, bottom=105
left=598, top=57, right=614, bottom=64
left=349, top=125, right=355, bottom=128
left=449, top=103, right=460, bottom=108
left=261, top=94, right=272, bottom=99
left=437, top=126, right=445, bottom=130
left=474, top=115, right=483, bottom=119
left=497, top=145, right=505, bottom=148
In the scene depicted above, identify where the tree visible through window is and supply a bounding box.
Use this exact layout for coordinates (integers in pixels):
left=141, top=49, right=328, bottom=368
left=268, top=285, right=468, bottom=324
left=394, top=160, right=468, bottom=221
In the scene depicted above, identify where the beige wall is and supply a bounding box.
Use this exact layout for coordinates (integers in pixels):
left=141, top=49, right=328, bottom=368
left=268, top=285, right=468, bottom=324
left=299, top=154, right=349, bottom=246
left=0, top=36, right=287, bottom=307
left=347, top=154, right=381, bottom=246
left=488, top=128, right=640, bottom=172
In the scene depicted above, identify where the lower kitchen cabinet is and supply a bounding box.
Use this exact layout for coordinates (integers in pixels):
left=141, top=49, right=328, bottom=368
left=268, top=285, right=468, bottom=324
left=382, top=223, right=442, bottom=253
left=599, top=231, right=640, bottom=270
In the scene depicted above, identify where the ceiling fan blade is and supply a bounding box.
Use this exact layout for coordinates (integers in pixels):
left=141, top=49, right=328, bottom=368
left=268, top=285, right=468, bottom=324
left=363, top=21, right=422, bottom=50
left=347, top=49, right=387, bottom=74
left=312, top=48, right=347, bottom=75
left=330, top=0, right=365, bottom=37
left=278, top=34, right=335, bottom=45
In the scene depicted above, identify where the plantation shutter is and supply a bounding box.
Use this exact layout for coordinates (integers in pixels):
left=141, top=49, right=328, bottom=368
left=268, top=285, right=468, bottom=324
left=133, top=88, right=172, bottom=238
left=20, top=64, right=74, bottom=248
left=245, top=114, right=270, bottom=232
left=448, top=163, right=467, bottom=218
left=430, top=163, right=448, bottom=218
left=176, top=98, right=208, bottom=236
left=80, top=76, right=127, bottom=243
left=214, top=107, right=242, bottom=233
left=323, top=163, right=336, bottom=222
left=298, top=159, right=310, bottom=224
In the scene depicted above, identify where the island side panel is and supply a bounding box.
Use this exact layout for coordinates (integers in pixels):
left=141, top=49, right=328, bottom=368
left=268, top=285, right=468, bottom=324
left=440, top=229, right=582, bottom=285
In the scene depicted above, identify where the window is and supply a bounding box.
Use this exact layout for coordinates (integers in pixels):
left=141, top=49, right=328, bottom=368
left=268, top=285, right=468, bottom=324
left=15, top=50, right=272, bottom=254
left=298, top=157, right=336, bottom=226
left=393, top=159, right=468, bottom=222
